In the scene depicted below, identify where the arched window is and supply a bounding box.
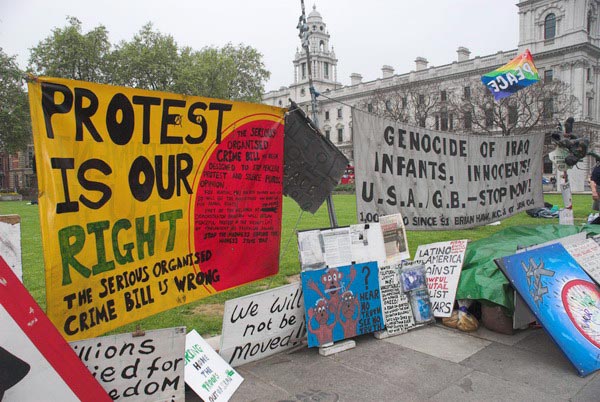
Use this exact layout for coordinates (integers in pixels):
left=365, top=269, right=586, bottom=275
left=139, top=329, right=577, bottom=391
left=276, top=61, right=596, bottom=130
left=545, top=13, right=556, bottom=39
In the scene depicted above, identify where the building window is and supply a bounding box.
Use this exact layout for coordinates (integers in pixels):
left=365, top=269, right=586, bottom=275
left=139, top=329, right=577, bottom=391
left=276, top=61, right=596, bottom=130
left=337, top=108, right=342, bottom=118
left=508, top=105, right=518, bottom=125
left=325, top=130, right=330, bottom=140
left=464, top=112, right=472, bottom=129
left=367, top=103, right=373, bottom=113
left=325, top=110, right=330, bottom=120
left=337, top=128, right=343, bottom=143
left=278, top=100, right=282, bottom=106
left=419, top=117, right=426, bottom=127
left=588, top=98, right=594, bottom=118
left=544, top=69, right=553, bottom=82
left=301, top=63, right=306, bottom=79
left=543, top=98, right=554, bottom=119
left=300, top=88, right=306, bottom=97
left=449, top=114, right=454, bottom=131
left=418, top=94, right=425, bottom=105
left=543, top=155, right=553, bottom=174
left=588, top=10, right=593, bottom=33
left=435, top=116, right=440, bottom=130
left=324, top=62, right=329, bottom=79
left=385, top=100, right=392, bottom=112
left=587, top=68, right=592, bottom=82
left=485, top=109, right=494, bottom=128
left=440, top=112, right=448, bottom=131
left=27, top=146, right=34, bottom=169
left=463, top=86, right=471, bottom=100
left=401, top=97, right=407, bottom=109
left=545, top=13, right=556, bottom=39
left=440, top=90, right=447, bottom=102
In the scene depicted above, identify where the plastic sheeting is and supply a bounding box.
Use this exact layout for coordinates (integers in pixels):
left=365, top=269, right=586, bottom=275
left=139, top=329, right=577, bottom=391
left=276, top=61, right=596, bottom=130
left=455, top=224, right=600, bottom=313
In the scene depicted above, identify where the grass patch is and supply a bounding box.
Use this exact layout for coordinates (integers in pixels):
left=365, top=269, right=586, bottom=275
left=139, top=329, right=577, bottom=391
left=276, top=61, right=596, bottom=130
left=1, top=193, right=592, bottom=336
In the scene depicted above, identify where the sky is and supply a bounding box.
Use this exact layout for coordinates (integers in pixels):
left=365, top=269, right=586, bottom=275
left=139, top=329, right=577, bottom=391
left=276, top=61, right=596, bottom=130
left=0, top=0, right=519, bottom=92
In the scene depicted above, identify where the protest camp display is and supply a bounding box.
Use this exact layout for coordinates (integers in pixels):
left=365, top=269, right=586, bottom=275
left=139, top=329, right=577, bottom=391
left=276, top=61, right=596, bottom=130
left=564, top=239, right=600, bottom=286
left=220, top=282, right=306, bottom=367
left=498, top=244, right=600, bottom=377
left=379, top=213, right=410, bottom=262
left=297, top=223, right=386, bottom=270
left=185, top=330, right=243, bottom=401
left=352, top=109, right=544, bottom=230
left=0, top=215, right=22, bottom=281
left=27, top=77, right=285, bottom=340
left=413, top=240, right=468, bottom=317
left=69, top=327, right=186, bottom=401
left=301, top=261, right=384, bottom=347
left=377, top=264, right=414, bottom=335
left=480, top=49, right=540, bottom=101
left=0, top=256, right=110, bottom=401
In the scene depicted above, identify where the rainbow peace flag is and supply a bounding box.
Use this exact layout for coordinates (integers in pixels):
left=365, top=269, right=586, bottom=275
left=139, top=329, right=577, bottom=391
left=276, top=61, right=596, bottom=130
left=481, top=49, right=540, bottom=101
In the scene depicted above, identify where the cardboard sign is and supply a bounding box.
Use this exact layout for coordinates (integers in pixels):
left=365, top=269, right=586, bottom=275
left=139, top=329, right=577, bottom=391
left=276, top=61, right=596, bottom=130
left=481, top=49, right=540, bottom=101
left=297, top=223, right=386, bottom=270
left=499, top=244, right=600, bottom=376
left=379, top=214, right=410, bottom=263
left=0, top=256, right=110, bottom=401
left=185, top=330, right=243, bottom=401
left=220, top=283, right=306, bottom=367
left=352, top=109, right=544, bottom=230
left=69, top=327, right=186, bottom=401
left=565, top=239, right=600, bottom=285
left=414, top=240, right=468, bottom=317
left=0, top=215, right=22, bottom=281
left=28, top=77, right=285, bottom=340
left=301, top=262, right=384, bottom=347
left=378, top=264, right=414, bottom=334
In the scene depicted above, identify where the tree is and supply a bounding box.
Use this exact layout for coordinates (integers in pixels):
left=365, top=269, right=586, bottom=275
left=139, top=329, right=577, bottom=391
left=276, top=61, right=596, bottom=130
left=174, top=44, right=270, bottom=102
left=29, top=16, right=112, bottom=83
left=110, top=23, right=180, bottom=91
left=0, top=48, right=30, bottom=154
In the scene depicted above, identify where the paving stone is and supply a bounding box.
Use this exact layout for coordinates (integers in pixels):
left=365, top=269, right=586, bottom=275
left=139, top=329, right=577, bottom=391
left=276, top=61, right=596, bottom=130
left=571, top=372, right=600, bottom=402
left=383, top=324, right=490, bottom=363
left=460, top=342, right=591, bottom=399
left=430, top=370, right=566, bottom=402
left=459, top=324, right=534, bottom=346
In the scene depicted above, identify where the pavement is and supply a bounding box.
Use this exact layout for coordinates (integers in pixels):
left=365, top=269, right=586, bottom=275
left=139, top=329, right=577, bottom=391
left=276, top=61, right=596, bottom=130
left=188, top=322, right=600, bottom=402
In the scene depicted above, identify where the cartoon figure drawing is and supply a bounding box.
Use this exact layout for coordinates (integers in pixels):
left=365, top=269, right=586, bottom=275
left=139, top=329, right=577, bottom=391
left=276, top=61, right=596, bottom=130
left=307, top=266, right=356, bottom=315
left=338, top=290, right=360, bottom=338
left=307, top=299, right=335, bottom=345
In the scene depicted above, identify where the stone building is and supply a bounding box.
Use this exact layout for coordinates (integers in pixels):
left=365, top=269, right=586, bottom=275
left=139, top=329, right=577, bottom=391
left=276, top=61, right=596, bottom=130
left=263, top=1, right=600, bottom=192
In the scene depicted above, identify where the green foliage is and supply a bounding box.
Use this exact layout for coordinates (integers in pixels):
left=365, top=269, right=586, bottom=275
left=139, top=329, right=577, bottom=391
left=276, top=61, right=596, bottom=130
left=4, top=193, right=586, bottom=336
left=0, top=48, right=30, bottom=154
left=28, top=16, right=112, bottom=83
left=27, top=19, right=270, bottom=101
left=111, top=23, right=180, bottom=91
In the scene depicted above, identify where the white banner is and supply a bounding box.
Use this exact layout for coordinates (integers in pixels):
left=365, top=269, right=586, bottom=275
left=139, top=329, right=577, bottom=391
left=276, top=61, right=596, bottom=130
left=352, top=110, right=544, bottom=230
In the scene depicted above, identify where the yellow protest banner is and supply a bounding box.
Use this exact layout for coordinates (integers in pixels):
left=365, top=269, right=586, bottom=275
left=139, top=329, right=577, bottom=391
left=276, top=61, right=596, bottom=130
left=28, top=77, right=285, bottom=340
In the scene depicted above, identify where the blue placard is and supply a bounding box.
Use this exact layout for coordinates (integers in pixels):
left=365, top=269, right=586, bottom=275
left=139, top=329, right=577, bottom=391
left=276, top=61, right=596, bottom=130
left=301, top=262, right=384, bottom=347
left=501, top=243, right=600, bottom=376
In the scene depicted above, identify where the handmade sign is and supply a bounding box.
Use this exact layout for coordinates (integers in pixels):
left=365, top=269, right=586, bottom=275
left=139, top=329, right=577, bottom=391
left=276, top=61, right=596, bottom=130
left=565, top=239, right=600, bottom=285
left=297, top=224, right=386, bottom=270
left=378, top=264, right=414, bottom=335
left=69, top=327, right=186, bottom=401
left=499, top=244, right=600, bottom=377
left=379, top=213, right=410, bottom=263
left=352, top=109, right=544, bottom=230
left=0, top=256, right=110, bottom=401
left=0, top=215, right=22, bottom=281
left=301, top=261, right=384, bottom=347
left=28, top=77, right=285, bottom=340
left=283, top=102, right=348, bottom=213
left=185, top=330, right=243, bottom=401
left=220, top=282, right=306, bottom=367
left=414, top=239, right=468, bottom=317
left=481, top=49, right=540, bottom=100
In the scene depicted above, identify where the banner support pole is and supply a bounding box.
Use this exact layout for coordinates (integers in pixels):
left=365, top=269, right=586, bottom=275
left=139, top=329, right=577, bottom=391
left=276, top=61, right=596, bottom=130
left=298, top=0, right=338, bottom=228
